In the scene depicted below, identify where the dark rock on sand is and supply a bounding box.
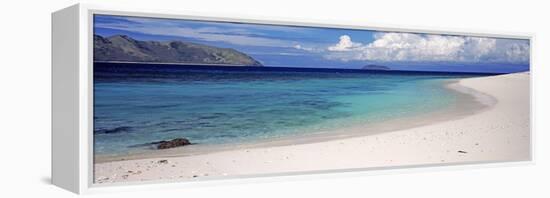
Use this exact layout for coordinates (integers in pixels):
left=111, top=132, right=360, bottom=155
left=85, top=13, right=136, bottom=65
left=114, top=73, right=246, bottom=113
left=153, top=138, right=192, bottom=149
left=158, top=160, right=168, bottom=164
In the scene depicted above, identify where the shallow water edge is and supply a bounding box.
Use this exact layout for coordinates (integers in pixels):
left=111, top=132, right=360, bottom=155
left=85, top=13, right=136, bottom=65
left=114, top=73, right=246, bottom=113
left=94, top=78, right=495, bottom=163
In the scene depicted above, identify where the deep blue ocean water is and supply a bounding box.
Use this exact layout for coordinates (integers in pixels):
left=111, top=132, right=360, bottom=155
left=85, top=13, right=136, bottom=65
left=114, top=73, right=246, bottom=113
left=93, top=63, right=489, bottom=155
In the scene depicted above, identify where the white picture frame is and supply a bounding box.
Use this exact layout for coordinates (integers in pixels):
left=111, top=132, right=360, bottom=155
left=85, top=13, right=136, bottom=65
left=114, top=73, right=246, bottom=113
left=52, top=3, right=535, bottom=194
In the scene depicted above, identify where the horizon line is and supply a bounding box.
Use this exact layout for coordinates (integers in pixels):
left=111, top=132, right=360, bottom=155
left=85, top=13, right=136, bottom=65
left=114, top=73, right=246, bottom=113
left=94, top=61, right=514, bottom=75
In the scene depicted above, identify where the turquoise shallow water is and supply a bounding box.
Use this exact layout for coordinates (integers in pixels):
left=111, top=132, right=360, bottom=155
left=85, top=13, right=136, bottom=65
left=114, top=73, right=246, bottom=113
left=93, top=64, right=479, bottom=156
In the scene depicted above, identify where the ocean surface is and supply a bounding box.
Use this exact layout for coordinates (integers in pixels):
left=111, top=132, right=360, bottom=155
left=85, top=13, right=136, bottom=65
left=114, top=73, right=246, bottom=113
left=93, top=63, right=490, bottom=156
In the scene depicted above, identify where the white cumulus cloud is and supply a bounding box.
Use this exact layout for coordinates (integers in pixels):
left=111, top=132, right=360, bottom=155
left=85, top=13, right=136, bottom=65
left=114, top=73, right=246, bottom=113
left=328, top=35, right=363, bottom=51
left=325, top=33, right=530, bottom=64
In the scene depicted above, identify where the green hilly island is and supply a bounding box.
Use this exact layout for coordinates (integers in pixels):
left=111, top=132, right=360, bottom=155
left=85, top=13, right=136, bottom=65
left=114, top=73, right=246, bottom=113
left=94, top=34, right=262, bottom=66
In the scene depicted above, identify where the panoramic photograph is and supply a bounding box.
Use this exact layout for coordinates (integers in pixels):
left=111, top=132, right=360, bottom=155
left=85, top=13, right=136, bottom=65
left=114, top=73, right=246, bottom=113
left=92, top=14, right=531, bottom=184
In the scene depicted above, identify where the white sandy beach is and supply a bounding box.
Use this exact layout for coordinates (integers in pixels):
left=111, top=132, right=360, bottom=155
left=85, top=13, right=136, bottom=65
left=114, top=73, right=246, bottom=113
left=94, top=72, right=530, bottom=184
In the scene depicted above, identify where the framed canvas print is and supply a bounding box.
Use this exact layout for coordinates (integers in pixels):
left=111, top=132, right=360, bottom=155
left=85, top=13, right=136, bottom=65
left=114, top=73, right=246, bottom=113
left=52, top=4, right=533, bottom=194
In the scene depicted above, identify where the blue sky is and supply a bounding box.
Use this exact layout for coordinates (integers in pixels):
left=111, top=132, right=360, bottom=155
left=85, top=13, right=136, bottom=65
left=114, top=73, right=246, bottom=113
left=94, top=15, right=530, bottom=73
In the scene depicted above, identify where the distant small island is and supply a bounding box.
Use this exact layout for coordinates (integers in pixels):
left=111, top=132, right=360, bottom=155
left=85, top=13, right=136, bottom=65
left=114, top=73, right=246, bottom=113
left=362, top=64, right=391, bottom=71
left=94, top=34, right=263, bottom=66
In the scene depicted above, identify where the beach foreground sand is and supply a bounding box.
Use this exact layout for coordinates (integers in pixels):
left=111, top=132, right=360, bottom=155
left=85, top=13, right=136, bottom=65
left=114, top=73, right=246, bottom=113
left=94, top=72, right=530, bottom=184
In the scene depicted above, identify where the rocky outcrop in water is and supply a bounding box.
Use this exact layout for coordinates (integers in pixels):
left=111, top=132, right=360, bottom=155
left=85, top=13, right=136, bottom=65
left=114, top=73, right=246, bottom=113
left=362, top=64, right=391, bottom=71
